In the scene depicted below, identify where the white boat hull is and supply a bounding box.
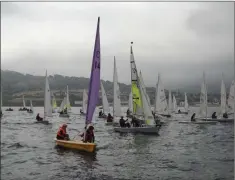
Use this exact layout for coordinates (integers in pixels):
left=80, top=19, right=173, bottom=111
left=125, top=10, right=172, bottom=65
left=59, top=114, right=70, bottom=118
left=178, top=121, right=217, bottom=125
left=114, top=126, right=160, bottom=134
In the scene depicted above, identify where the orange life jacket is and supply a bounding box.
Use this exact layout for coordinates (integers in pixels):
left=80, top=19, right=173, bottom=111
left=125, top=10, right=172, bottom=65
left=57, top=127, right=66, bottom=138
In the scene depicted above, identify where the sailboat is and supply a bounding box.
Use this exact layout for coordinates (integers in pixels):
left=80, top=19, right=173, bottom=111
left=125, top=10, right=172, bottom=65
left=99, top=81, right=109, bottom=118
left=58, top=96, right=70, bottom=117
left=180, top=72, right=216, bottom=124
left=19, top=95, right=28, bottom=111
left=55, top=17, right=100, bottom=153
left=80, top=89, right=88, bottom=115
left=176, top=93, right=189, bottom=114
left=114, top=42, right=161, bottom=134
left=172, top=95, right=178, bottom=112
left=108, top=56, right=123, bottom=125
left=36, top=71, right=52, bottom=124
left=52, top=94, right=57, bottom=113
left=27, top=100, right=34, bottom=113
left=154, top=74, right=171, bottom=118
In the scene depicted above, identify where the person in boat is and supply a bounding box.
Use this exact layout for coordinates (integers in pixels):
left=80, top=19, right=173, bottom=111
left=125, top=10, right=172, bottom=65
left=125, top=118, right=131, bottom=128
left=80, top=109, right=84, bottom=114
left=107, top=113, right=113, bottom=122
left=211, top=112, right=217, bottom=119
left=127, top=109, right=130, bottom=116
left=131, top=117, right=140, bottom=127
left=223, top=112, right=228, bottom=119
left=119, top=116, right=128, bottom=127
left=99, top=110, right=104, bottom=117
left=36, top=113, right=43, bottom=121
left=191, top=113, right=196, bottom=122
left=56, top=124, right=70, bottom=140
left=81, top=124, right=95, bottom=143
left=178, top=109, right=181, bottom=113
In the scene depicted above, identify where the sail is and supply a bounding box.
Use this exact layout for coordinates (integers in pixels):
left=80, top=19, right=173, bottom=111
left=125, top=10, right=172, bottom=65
left=52, top=95, right=57, bottom=109
left=85, top=17, right=101, bottom=125
left=154, top=74, right=168, bottom=114
left=58, top=97, right=65, bottom=112
left=128, top=92, right=133, bottom=112
left=227, top=81, right=234, bottom=112
left=168, top=91, right=172, bottom=113
left=139, top=72, right=155, bottom=125
left=82, top=89, right=88, bottom=114
left=199, top=72, right=208, bottom=118
left=44, top=71, right=52, bottom=118
left=30, top=100, right=34, bottom=112
left=100, top=81, right=110, bottom=114
left=23, top=95, right=26, bottom=107
left=184, top=92, right=189, bottom=112
left=1, top=85, right=2, bottom=113
left=139, top=71, right=151, bottom=106
left=130, top=44, right=144, bottom=117
left=113, top=57, right=122, bottom=117
left=220, top=75, right=227, bottom=115
left=173, top=95, right=178, bottom=112
left=64, top=86, right=71, bottom=110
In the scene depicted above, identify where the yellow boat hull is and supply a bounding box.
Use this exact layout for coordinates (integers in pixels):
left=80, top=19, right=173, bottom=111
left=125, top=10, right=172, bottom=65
left=54, top=139, right=96, bottom=153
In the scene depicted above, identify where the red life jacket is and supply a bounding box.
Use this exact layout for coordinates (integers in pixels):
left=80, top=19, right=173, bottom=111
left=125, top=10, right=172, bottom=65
left=57, top=127, right=66, bottom=138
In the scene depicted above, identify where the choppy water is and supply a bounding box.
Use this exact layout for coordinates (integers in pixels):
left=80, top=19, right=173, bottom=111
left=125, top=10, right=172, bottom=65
left=1, top=106, right=234, bottom=180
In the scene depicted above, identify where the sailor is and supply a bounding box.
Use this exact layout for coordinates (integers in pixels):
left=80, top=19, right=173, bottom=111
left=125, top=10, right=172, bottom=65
left=107, top=113, right=113, bottom=122
left=178, top=109, right=181, bottom=113
left=119, top=116, right=127, bottom=127
left=126, top=109, right=130, bottom=116
left=125, top=118, right=131, bottom=128
left=56, top=124, right=70, bottom=140
left=99, top=110, right=103, bottom=117
left=80, top=109, right=83, bottom=114
left=191, top=113, right=196, bottom=122
left=81, top=124, right=95, bottom=143
left=223, top=112, right=228, bottom=119
left=36, top=113, right=43, bottom=121
left=211, top=112, right=217, bottom=119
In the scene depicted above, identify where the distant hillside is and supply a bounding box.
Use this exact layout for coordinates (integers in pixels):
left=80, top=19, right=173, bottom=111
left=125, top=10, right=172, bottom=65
left=1, top=70, right=222, bottom=106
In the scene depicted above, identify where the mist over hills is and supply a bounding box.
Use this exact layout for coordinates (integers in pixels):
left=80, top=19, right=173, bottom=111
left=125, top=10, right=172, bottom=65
left=0, top=70, right=232, bottom=106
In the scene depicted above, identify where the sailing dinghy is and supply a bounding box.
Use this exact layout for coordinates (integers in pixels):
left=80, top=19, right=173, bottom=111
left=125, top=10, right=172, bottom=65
left=36, top=71, right=52, bottom=124
left=55, top=17, right=101, bottom=153
left=27, top=100, right=34, bottom=113
left=175, top=93, right=189, bottom=114
left=114, top=42, right=161, bottom=134
left=99, top=81, right=109, bottom=118
left=106, top=57, right=123, bottom=126
left=179, top=72, right=216, bottom=124
left=19, top=95, right=28, bottom=111
left=154, top=74, right=171, bottom=118
left=58, top=96, right=70, bottom=118
left=80, top=89, right=88, bottom=116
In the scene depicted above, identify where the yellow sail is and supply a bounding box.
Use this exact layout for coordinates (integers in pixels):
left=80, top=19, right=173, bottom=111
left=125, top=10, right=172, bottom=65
left=52, top=98, right=57, bottom=108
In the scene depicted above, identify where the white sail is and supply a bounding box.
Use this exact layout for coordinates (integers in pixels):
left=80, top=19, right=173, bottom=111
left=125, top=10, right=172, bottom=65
left=30, top=100, right=34, bottom=112
left=44, top=71, right=52, bottom=118
left=66, top=85, right=71, bottom=111
left=139, top=71, right=155, bottom=125
left=128, top=92, right=133, bottom=112
left=173, top=95, right=178, bottom=112
left=154, top=74, right=168, bottom=114
left=82, top=89, right=88, bottom=114
left=168, top=90, right=172, bottom=113
left=59, top=97, right=65, bottom=112
left=199, top=72, right=208, bottom=118
left=113, top=57, right=122, bottom=117
left=1, top=85, right=2, bottom=113
left=100, top=81, right=110, bottom=114
left=220, top=74, right=227, bottom=115
left=227, top=81, right=234, bottom=112
left=139, top=71, right=151, bottom=106
left=23, top=95, right=26, bottom=108
left=184, top=92, right=189, bottom=112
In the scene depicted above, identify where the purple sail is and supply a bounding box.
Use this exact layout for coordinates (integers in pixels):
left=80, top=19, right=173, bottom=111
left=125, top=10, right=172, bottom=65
left=85, top=17, right=100, bottom=125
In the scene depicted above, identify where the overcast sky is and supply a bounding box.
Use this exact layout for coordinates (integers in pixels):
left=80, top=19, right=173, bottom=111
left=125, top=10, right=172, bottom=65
left=1, top=2, right=234, bottom=89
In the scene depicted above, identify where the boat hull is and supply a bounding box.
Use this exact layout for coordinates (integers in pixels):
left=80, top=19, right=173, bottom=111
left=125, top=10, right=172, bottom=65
left=175, top=112, right=188, bottom=115
left=59, top=114, right=70, bottom=118
left=54, top=139, right=96, bottom=153
left=35, top=120, right=49, bottom=124
left=178, top=121, right=217, bottom=124
left=114, top=126, right=160, bottom=134
left=200, top=118, right=234, bottom=123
